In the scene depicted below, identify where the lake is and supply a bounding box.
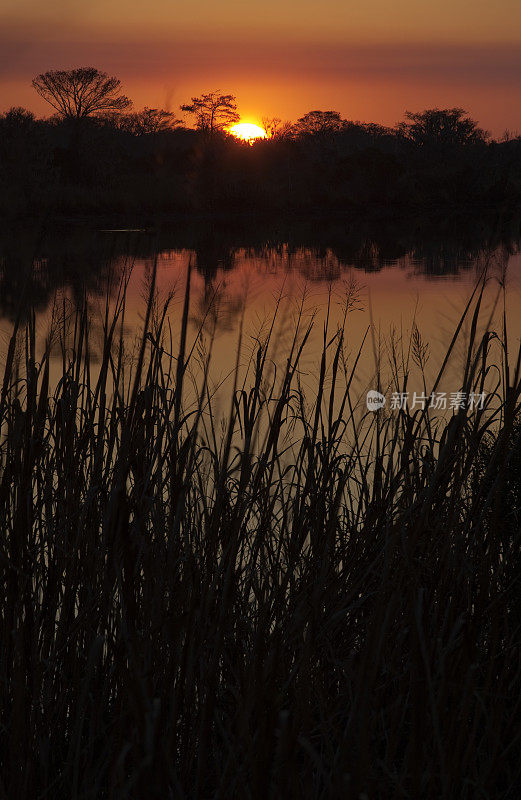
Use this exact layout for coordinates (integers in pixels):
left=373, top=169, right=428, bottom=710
left=1, top=213, right=521, bottom=414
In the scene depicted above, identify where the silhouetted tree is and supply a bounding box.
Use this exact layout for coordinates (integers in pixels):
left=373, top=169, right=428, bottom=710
left=261, top=117, right=293, bottom=140
left=180, top=91, right=239, bottom=135
left=0, top=106, right=37, bottom=131
left=398, top=108, right=489, bottom=148
left=293, top=110, right=344, bottom=136
left=96, top=111, right=134, bottom=132
left=128, top=107, right=181, bottom=135
left=32, top=67, right=131, bottom=120
left=0, top=106, right=47, bottom=195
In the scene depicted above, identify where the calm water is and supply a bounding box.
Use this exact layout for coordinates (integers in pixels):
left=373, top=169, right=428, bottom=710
left=1, top=215, right=521, bottom=408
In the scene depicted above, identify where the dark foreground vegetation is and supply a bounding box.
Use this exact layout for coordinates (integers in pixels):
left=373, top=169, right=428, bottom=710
left=1, top=263, right=521, bottom=798
left=1, top=67, right=521, bottom=217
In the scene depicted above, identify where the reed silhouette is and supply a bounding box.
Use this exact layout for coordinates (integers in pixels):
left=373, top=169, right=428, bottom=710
left=0, top=260, right=521, bottom=798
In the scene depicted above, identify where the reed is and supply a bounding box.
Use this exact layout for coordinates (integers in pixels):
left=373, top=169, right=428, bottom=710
left=0, top=263, right=520, bottom=799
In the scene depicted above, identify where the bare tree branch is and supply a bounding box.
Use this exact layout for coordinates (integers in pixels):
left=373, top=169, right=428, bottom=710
left=32, top=68, right=132, bottom=120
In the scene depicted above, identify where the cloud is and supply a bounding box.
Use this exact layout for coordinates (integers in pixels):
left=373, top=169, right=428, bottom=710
left=1, top=28, right=520, bottom=88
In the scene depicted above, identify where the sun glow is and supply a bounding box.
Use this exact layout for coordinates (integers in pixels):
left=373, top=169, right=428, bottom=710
left=229, top=122, right=267, bottom=142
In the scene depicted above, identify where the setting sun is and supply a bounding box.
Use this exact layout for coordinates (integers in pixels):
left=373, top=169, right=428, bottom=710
left=229, top=122, right=267, bottom=142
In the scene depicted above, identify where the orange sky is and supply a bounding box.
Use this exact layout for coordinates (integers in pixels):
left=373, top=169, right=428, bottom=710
left=1, top=0, right=521, bottom=134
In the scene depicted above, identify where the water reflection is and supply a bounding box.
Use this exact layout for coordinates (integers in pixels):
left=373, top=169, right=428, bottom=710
left=0, top=212, right=519, bottom=325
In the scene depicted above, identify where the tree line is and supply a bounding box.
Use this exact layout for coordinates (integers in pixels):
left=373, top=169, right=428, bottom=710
left=25, top=66, right=494, bottom=146
left=1, top=66, right=521, bottom=216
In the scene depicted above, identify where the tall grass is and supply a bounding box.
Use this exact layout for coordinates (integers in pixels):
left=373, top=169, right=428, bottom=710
left=1, top=262, right=520, bottom=799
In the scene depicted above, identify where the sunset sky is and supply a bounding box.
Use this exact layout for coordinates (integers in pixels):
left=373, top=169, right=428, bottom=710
left=1, top=0, right=521, bottom=135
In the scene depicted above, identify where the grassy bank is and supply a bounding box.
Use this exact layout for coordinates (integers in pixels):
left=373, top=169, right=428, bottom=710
left=0, top=264, right=520, bottom=798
